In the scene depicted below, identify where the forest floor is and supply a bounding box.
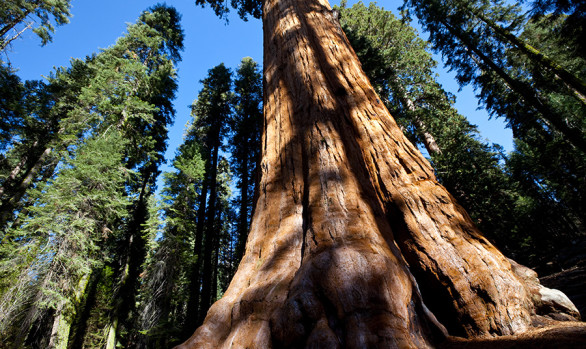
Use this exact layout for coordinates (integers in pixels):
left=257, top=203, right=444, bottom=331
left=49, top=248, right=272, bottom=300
left=439, top=322, right=586, bottom=348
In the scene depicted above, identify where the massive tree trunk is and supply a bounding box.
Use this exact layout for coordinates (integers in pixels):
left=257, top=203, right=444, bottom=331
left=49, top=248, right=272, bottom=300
left=178, top=0, right=578, bottom=347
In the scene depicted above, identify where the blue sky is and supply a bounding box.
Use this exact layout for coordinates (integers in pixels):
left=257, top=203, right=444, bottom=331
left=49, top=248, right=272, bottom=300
left=5, top=0, right=513, bottom=181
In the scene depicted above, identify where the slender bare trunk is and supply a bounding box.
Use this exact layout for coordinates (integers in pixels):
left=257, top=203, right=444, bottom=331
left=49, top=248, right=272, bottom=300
left=396, top=85, right=442, bottom=155
left=0, top=9, right=32, bottom=39
left=105, top=317, right=118, bottom=349
left=0, top=21, right=33, bottom=51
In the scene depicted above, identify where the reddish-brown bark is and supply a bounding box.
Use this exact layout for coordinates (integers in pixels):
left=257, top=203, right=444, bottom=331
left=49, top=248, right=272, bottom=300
left=177, top=0, right=578, bottom=347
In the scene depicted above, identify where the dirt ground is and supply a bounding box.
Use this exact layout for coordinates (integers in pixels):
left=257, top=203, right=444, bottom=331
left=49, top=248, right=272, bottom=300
left=439, top=322, right=586, bottom=348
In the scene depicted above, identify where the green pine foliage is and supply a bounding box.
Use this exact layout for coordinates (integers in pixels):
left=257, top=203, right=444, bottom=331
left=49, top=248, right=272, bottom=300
left=183, top=62, right=233, bottom=333
left=0, top=64, right=25, bottom=151
left=0, top=0, right=72, bottom=51
left=529, top=0, right=586, bottom=57
left=0, top=4, right=184, bottom=347
left=402, top=0, right=586, bottom=152
left=0, top=131, right=130, bottom=348
left=0, top=58, right=94, bottom=233
left=133, top=135, right=206, bottom=347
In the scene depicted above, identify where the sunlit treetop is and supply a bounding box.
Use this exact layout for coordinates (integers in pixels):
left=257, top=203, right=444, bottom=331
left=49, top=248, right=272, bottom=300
left=195, top=0, right=262, bottom=20
left=137, top=4, right=185, bottom=63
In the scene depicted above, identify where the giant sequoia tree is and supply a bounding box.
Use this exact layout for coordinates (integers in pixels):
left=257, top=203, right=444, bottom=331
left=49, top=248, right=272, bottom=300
left=176, top=0, right=581, bottom=347
left=177, top=0, right=581, bottom=346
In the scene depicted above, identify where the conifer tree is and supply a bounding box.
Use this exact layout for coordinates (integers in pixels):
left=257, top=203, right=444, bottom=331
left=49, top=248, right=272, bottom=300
left=210, top=157, right=237, bottom=299
left=183, top=63, right=233, bottom=335
left=0, top=64, right=25, bottom=151
left=402, top=0, right=586, bottom=151
left=528, top=0, right=585, bottom=58
left=0, top=59, right=93, bottom=231
left=178, top=0, right=579, bottom=347
left=0, top=4, right=183, bottom=347
left=137, top=59, right=256, bottom=345
left=0, top=131, right=130, bottom=348
left=229, top=57, right=262, bottom=262
left=92, top=6, right=183, bottom=347
left=134, top=129, right=206, bottom=348
left=504, top=15, right=585, bottom=228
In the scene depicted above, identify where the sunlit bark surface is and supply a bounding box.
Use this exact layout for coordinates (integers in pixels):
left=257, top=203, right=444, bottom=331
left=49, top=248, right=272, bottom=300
left=177, top=0, right=577, bottom=347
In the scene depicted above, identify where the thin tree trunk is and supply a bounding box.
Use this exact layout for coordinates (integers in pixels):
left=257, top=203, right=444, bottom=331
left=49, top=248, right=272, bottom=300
left=440, top=19, right=586, bottom=152
left=105, top=317, right=118, bottom=349
left=183, top=179, right=208, bottom=337
left=235, top=150, right=250, bottom=263
left=394, top=82, right=442, bottom=155
left=0, top=21, right=33, bottom=52
left=178, top=0, right=577, bottom=347
left=68, top=269, right=102, bottom=349
left=47, top=272, right=91, bottom=349
left=106, top=172, right=152, bottom=347
left=199, top=136, right=221, bottom=322
left=0, top=9, right=32, bottom=39
left=412, top=114, right=442, bottom=155
left=473, top=10, right=586, bottom=104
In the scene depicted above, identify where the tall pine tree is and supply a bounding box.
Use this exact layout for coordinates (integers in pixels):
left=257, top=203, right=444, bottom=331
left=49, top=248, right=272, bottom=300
left=229, top=57, right=263, bottom=263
